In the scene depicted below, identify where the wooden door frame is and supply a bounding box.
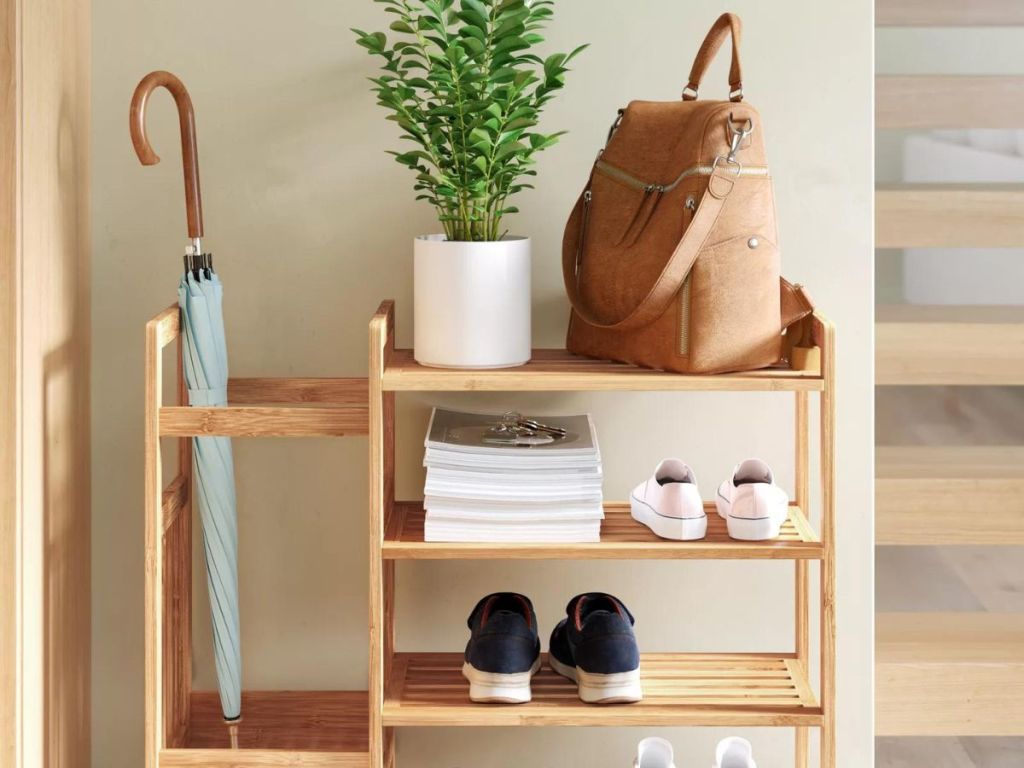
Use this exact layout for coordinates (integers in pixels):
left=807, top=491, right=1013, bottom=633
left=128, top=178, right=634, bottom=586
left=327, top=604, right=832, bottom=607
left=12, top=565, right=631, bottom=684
left=1, top=0, right=91, bottom=765
left=2, top=0, right=18, bottom=761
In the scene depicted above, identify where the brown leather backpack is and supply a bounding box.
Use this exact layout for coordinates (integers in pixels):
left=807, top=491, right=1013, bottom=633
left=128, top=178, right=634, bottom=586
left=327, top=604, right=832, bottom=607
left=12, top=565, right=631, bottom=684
left=562, top=13, right=812, bottom=375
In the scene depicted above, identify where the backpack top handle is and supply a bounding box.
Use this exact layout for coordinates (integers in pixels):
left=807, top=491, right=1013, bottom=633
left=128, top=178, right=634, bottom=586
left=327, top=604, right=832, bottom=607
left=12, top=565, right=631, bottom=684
left=682, top=13, right=744, bottom=103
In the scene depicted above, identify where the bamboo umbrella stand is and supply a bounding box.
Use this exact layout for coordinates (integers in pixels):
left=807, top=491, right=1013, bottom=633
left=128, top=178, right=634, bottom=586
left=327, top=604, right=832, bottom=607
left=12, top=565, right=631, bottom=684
left=143, top=305, right=370, bottom=768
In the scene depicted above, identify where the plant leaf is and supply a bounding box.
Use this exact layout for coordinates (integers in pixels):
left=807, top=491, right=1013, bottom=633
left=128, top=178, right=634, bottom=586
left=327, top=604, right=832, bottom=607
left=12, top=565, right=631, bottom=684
left=354, top=0, right=586, bottom=240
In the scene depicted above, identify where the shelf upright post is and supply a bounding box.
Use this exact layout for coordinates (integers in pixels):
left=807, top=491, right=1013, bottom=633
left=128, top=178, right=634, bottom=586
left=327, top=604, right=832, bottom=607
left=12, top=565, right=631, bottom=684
left=144, top=309, right=167, bottom=768
left=794, top=389, right=810, bottom=768
left=819, top=318, right=837, bottom=768
left=145, top=306, right=193, bottom=767
left=369, top=301, right=396, bottom=768
left=170, top=319, right=193, bottom=748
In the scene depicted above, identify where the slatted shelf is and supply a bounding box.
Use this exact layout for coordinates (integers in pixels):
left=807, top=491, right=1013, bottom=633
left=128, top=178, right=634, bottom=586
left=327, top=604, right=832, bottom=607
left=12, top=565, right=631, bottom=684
left=877, top=76, right=1024, bottom=129
left=876, top=305, right=1024, bottom=385
left=381, top=348, right=823, bottom=392
left=383, top=653, right=821, bottom=728
left=876, top=613, right=1024, bottom=737
left=383, top=501, right=821, bottom=560
left=876, top=184, right=1024, bottom=248
left=159, top=691, right=369, bottom=767
left=876, top=446, right=1024, bottom=544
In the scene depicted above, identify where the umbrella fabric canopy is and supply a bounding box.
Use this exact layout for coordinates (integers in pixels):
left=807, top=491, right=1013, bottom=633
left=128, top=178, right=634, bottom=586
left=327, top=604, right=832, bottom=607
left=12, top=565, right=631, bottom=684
left=179, top=269, right=241, bottom=722
left=131, top=70, right=242, bottom=727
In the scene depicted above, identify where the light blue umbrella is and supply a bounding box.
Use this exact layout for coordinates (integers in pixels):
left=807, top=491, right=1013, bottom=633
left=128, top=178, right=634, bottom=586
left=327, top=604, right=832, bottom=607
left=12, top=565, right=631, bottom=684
left=132, top=71, right=242, bottom=729
left=179, top=270, right=241, bottom=722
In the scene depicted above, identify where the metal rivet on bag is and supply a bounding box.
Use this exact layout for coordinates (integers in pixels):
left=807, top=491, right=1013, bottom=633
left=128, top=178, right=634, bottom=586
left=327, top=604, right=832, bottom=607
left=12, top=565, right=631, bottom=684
left=747, top=237, right=760, bottom=249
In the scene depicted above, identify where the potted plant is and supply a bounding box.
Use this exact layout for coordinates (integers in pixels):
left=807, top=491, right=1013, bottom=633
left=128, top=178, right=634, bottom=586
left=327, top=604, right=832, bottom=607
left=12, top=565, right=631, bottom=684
left=355, top=0, right=585, bottom=368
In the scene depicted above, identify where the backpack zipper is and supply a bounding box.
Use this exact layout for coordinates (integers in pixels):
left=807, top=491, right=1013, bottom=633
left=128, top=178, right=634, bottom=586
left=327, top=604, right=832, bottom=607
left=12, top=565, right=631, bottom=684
left=677, top=195, right=697, bottom=355
left=576, top=165, right=754, bottom=354
left=618, top=184, right=666, bottom=246
left=595, top=159, right=768, bottom=192
left=574, top=189, right=593, bottom=283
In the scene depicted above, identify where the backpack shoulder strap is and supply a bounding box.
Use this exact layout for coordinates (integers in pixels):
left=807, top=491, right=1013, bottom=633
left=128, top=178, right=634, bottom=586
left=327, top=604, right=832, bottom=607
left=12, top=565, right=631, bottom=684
left=563, top=162, right=739, bottom=332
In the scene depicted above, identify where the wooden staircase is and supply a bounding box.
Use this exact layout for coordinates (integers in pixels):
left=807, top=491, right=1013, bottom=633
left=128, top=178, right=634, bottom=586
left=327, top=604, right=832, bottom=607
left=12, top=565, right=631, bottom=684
left=875, top=0, right=1024, bottom=748
left=876, top=613, right=1024, bottom=736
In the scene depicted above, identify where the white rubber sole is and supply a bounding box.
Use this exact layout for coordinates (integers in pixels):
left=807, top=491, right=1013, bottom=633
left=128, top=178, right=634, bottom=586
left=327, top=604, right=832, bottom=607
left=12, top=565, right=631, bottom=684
left=549, top=655, right=643, bottom=704
left=715, top=485, right=787, bottom=541
left=724, top=513, right=783, bottom=541
left=630, top=495, right=707, bottom=541
left=462, top=658, right=540, bottom=704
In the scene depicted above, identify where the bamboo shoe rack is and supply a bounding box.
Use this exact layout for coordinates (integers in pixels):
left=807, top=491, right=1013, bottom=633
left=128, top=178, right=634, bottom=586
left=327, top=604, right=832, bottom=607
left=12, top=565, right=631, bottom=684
left=145, top=300, right=835, bottom=768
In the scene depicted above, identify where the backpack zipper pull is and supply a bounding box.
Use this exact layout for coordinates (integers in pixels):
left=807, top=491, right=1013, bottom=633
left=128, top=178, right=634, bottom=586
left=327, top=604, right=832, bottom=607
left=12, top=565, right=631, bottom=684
left=575, top=190, right=593, bottom=282
left=681, top=194, right=697, bottom=236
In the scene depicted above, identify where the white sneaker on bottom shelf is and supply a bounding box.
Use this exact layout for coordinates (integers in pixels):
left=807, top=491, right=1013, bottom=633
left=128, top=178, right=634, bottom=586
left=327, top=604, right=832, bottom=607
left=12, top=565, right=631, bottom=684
left=715, top=459, right=789, bottom=541
left=714, top=736, right=757, bottom=768
left=634, top=737, right=676, bottom=768
left=629, top=459, right=707, bottom=541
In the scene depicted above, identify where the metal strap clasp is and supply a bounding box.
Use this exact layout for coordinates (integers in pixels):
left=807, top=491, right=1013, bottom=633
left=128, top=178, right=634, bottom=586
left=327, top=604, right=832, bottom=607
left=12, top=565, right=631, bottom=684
left=727, top=115, right=754, bottom=163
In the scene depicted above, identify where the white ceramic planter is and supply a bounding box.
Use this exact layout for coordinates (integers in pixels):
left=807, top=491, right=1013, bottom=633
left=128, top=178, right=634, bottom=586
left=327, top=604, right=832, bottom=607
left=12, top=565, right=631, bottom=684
left=414, top=235, right=531, bottom=369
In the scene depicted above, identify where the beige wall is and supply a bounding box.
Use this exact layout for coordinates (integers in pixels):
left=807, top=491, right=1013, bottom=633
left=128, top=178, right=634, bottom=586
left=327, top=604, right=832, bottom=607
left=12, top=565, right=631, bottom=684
left=92, top=1, right=874, bottom=765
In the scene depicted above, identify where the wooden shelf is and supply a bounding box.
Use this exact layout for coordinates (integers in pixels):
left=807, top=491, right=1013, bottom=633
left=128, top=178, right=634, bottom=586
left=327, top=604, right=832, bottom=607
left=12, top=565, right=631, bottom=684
left=383, top=653, right=820, bottom=728
left=876, top=184, right=1024, bottom=248
left=876, top=613, right=1024, bottom=737
left=367, top=301, right=837, bottom=766
left=876, top=446, right=1024, bottom=545
left=160, top=691, right=369, bottom=767
left=384, top=502, right=821, bottom=560
left=382, top=348, right=823, bottom=392
left=876, top=305, right=1024, bottom=385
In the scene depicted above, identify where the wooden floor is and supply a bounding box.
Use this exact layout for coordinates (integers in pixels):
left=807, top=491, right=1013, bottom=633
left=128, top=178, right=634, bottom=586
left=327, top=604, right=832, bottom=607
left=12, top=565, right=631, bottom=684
left=876, top=387, right=1024, bottom=765
left=876, top=737, right=1024, bottom=767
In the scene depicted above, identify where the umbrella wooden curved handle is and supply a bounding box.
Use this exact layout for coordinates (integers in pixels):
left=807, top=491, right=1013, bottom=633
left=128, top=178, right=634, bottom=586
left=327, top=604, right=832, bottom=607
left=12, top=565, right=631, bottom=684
left=130, top=70, right=204, bottom=239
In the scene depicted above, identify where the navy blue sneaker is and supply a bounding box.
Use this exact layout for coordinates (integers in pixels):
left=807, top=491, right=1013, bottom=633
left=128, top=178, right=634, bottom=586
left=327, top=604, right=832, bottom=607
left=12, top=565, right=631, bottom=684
left=549, top=592, right=642, bottom=703
left=462, top=593, right=541, bottom=703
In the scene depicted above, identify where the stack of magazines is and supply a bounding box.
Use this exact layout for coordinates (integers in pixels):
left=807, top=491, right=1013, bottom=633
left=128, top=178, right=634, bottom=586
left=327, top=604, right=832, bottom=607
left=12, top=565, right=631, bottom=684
left=423, top=408, right=603, bottom=543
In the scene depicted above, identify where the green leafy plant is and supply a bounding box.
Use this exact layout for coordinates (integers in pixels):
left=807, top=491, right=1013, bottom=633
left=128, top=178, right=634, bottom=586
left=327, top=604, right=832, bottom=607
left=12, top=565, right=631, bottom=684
left=354, top=0, right=586, bottom=242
